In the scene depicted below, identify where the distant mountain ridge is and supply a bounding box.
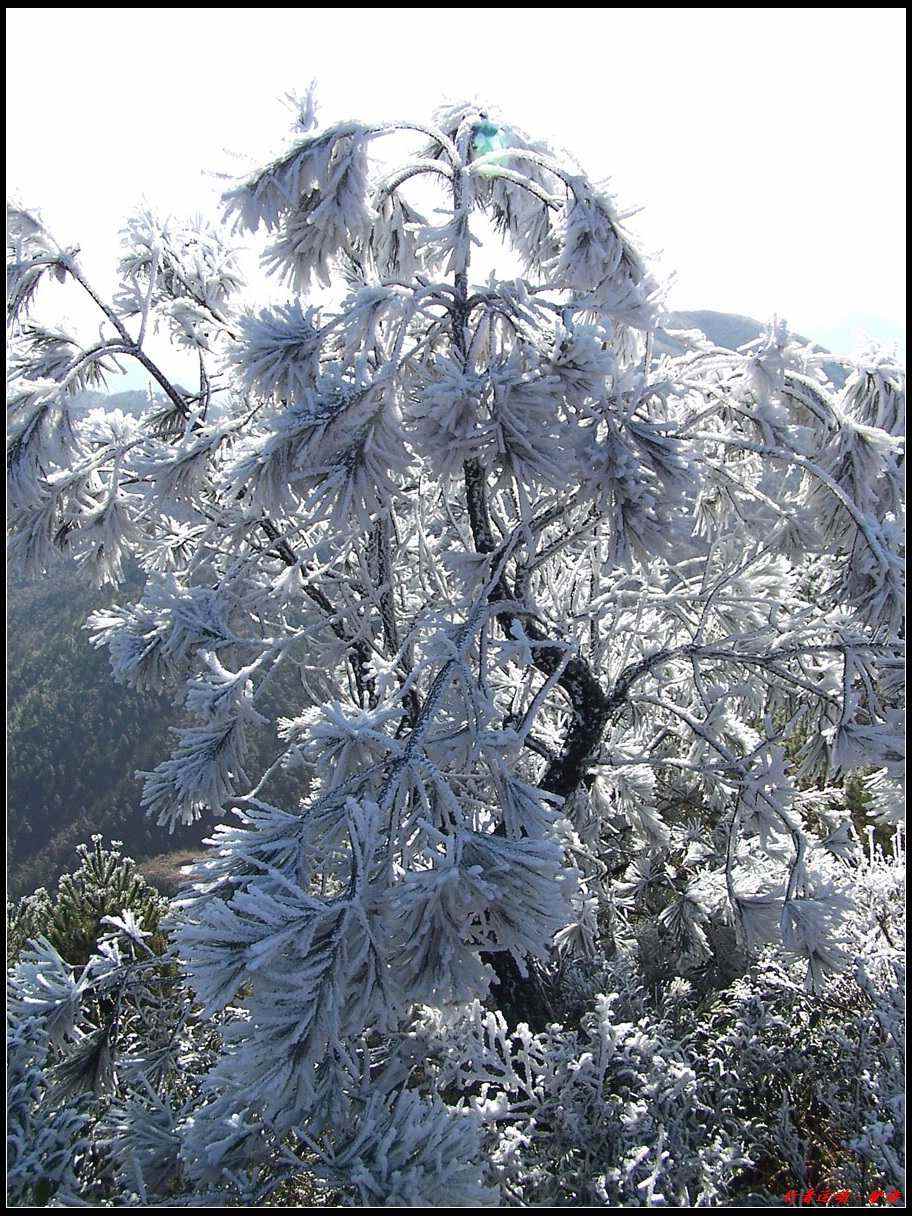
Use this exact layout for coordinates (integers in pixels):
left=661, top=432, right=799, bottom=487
left=657, top=309, right=848, bottom=387
left=72, top=388, right=156, bottom=415
left=73, top=387, right=197, bottom=416
left=74, top=313, right=847, bottom=415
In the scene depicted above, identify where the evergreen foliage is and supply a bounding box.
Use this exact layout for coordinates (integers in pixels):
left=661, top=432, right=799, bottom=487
left=6, top=91, right=905, bottom=1206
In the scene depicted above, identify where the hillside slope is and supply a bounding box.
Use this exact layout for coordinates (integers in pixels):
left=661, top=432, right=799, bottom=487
left=7, top=564, right=308, bottom=897
left=7, top=567, right=204, bottom=896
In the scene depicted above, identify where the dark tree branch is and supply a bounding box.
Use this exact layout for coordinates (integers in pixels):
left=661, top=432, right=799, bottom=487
left=462, top=456, right=613, bottom=800
left=259, top=517, right=377, bottom=709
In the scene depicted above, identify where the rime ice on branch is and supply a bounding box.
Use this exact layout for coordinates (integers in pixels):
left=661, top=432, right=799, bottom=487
left=6, top=93, right=905, bottom=1202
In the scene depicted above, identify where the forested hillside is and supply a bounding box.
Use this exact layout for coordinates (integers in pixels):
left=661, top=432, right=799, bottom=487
left=7, top=567, right=201, bottom=896
left=8, top=567, right=309, bottom=898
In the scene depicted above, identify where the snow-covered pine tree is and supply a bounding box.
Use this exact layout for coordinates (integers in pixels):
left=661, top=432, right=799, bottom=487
left=7, top=92, right=905, bottom=1203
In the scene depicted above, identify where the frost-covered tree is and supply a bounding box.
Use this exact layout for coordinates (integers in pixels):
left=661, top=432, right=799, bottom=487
left=7, top=92, right=905, bottom=1204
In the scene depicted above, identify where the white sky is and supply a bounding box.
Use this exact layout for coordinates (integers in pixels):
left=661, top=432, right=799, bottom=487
left=6, top=6, right=907, bottom=389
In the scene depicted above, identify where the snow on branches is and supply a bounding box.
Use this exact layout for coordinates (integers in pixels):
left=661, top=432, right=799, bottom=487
left=6, top=90, right=905, bottom=1205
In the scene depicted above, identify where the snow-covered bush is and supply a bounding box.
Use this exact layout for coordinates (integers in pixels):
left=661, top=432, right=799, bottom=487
left=7, top=836, right=168, bottom=968
left=6, top=90, right=905, bottom=1205
left=6, top=829, right=904, bottom=1206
